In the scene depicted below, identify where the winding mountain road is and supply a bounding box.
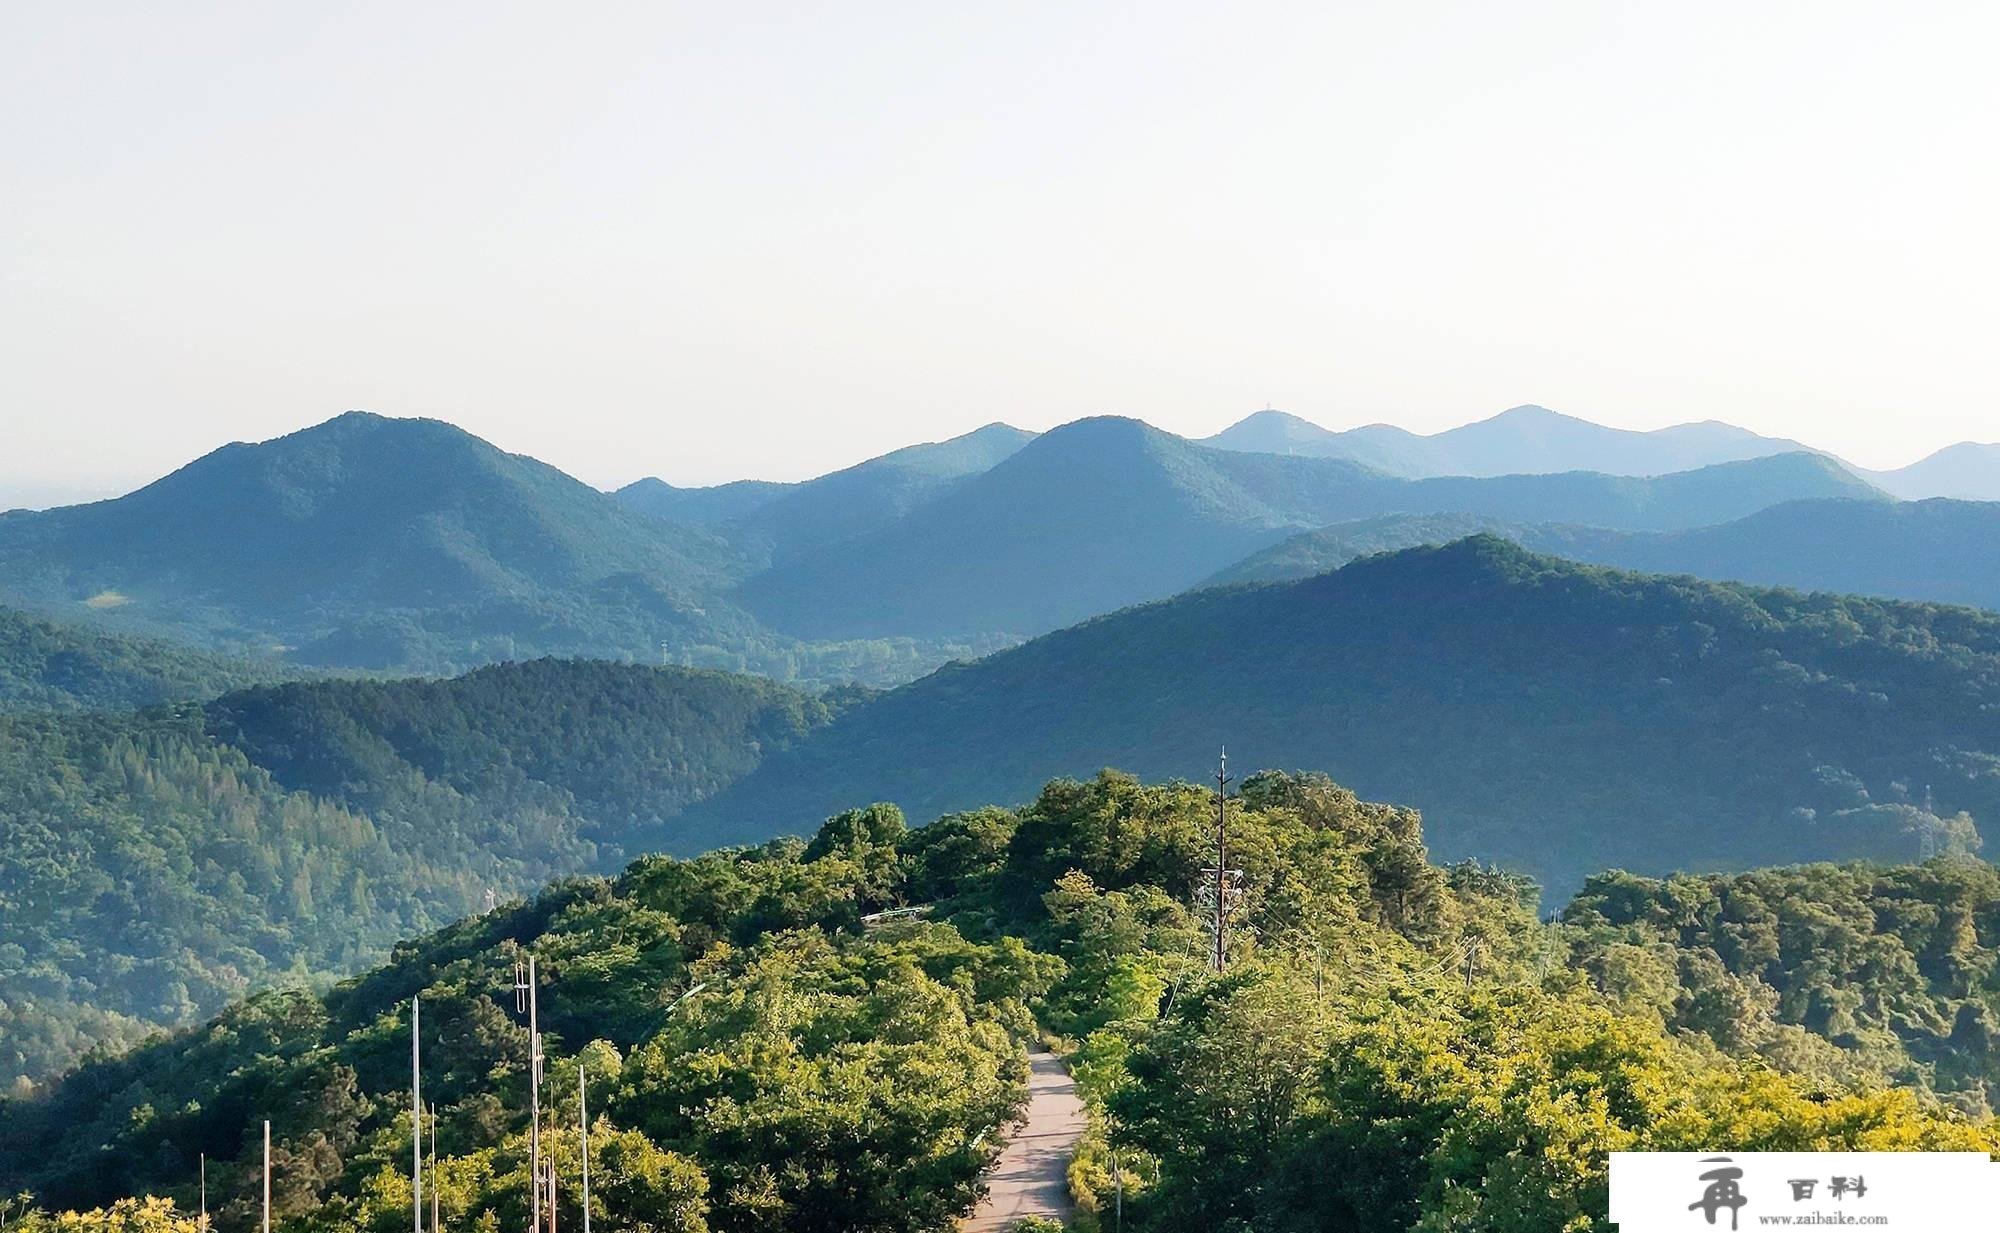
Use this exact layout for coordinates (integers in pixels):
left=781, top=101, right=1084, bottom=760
left=962, top=1048, right=1087, bottom=1231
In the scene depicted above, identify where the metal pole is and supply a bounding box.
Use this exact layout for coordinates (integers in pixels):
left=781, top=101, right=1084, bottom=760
left=430, top=1105, right=440, bottom=1233
left=262, top=1120, right=271, bottom=1233
left=528, top=956, right=540, bottom=1233
left=413, top=997, right=423, bottom=1233
left=1113, top=1149, right=1123, bottom=1233
left=1214, top=748, right=1230, bottom=974
left=200, top=1153, right=207, bottom=1233
left=578, top=1066, right=591, bottom=1233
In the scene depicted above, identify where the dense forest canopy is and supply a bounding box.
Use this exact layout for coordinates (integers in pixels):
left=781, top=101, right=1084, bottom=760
left=692, top=537, right=2000, bottom=895
left=0, top=603, right=291, bottom=712
left=3, top=771, right=1992, bottom=1233
left=1564, top=859, right=2000, bottom=1116
left=0, top=661, right=835, bottom=1085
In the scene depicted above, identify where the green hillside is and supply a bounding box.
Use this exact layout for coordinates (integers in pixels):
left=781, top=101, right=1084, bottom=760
left=1206, top=498, right=2000, bottom=610
left=0, top=603, right=293, bottom=712
left=4, top=773, right=1990, bottom=1233
left=740, top=417, right=1882, bottom=640
left=695, top=538, right=1999, bottom=894
left=0, top=661, right=832, bottom=1085
left=1565, top=858, right=2000, bottom=1113
left=0, top=413, right=755, bottom=671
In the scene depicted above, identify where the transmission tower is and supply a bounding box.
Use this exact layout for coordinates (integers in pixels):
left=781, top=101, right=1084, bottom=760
left=1196, top=749, right=1243, bottom=973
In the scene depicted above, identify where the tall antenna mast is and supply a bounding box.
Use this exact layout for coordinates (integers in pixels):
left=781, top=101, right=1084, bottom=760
left=1213, top=748, right=1231, bottom=973
left=578, top=1066, right=591, bottom=1233
left=412, top=997, right=423, bottom=1233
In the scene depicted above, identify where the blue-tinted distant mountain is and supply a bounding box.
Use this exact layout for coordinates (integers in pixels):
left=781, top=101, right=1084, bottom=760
left=739, top=416, right=1884, bottom=639
left=612, top=476, right=794, bottom=525
left=1204, top=404, right=1817, bottom=477
left=0, top=412, right=762, bottom=672
left=1860, top=442, right=2000, bottom=501
left=692, top=537, right=2000, bottom=894
left=1204, top=499, right=2000, bottom=613
left=616, top=422, right=1036, bottom=560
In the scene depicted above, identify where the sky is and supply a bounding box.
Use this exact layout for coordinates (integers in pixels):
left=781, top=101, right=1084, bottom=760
left=3, top=2, right=1996, bottom=507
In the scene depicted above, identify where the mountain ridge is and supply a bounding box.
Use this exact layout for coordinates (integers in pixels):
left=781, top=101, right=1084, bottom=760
left=1202, top=403, right=1820, bottom=477
left=739, top=417, right=1883, bottom=640
left=1202, top=498, right=2000, bottom=611
left=692, top=536, right=2000, bottom=893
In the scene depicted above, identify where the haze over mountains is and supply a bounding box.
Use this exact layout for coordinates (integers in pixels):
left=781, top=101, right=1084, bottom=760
left=734, top=415, right=1878, bottom=639
left=1202, top=404, right=2000, bottom=498
left=1202, top=404, right=1817, bottom=477
left=1, top=405, right=1916, bottom=675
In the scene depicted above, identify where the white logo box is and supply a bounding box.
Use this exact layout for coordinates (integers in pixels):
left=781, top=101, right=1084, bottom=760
left=1610, top=1151, right=2000, bottom=1230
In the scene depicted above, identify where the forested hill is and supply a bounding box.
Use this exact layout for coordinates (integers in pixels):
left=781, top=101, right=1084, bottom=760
left=0, top=661, right=833, bottom=1086
left=0, top=603, right=291, bottom=712
left=1564, top=858, right=2000, bottom=1114
left=0, top=413, right=771, bottom=675
left=4, top=772, right=1992, bottom=1233
left=1203, top=498, right=2000, bottom=612
left=691, top=537, right=2000, bottom=893
left=202, top=659, right=838, bottom=856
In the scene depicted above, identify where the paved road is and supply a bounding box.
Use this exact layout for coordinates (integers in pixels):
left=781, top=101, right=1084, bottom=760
left=962, top=1048, right=1087, bottom=1231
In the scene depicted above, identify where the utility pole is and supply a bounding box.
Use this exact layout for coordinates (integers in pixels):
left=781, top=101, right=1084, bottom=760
left=1112, top=1148, right=1123, bottom=1233
left=1213, top=748, right=1231, bottom=974
left=514, top=957, right=542, bottom=1233
left=412, top=997, right=423, bottom=1233
left=199, top=1154, right=208, bottom=1233
left=578, top=1066, right=591, bottom=1233
left=428, top=1105, right=441, bottom=1233
left=262, top=1120, right=271, bottom=1233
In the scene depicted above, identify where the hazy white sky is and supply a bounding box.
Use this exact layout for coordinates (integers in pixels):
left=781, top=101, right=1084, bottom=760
left=3, top=1, right=1996, bottom=505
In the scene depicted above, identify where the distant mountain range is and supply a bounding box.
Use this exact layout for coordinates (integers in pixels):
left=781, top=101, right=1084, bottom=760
left=615, top=422, right=1035, bottom=562
left=0, top=410, right=1893, bottom=673
left=1857, top=441, right=2000, bottom=500
left=1201, top=404, right=2000, bottom=498
left=0, top=413, right=1001, bottom=684
left=1202, top=499, right=2000, bottom=611
left=1202, top=404, right=1816, bottom=477
left=734, top=416, right=1880, bottom=639
left=687, top=538, right=2000, bottom=895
